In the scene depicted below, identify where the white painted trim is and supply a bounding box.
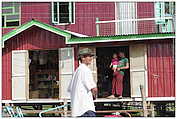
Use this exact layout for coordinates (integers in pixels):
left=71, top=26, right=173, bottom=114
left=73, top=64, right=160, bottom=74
left=144, top=44, right=148, bottom=97
left=2, top=97, right=175, bottom=103
left=146, top=97, right=176, bottom=101
left=19, top=2, right=21, bottom=27
left=51, top=2, right=58, bottom=24
left=130, top=69, right=147, bottom=72
left=73, top=2, right=76, bottom=24
left=2, top=99, right=67, bottom=103
left=57, top=2, right=60, bottom=23
left=114, top=2, right=118, bottom=35
left=25, top=51, right=29, bottom=100
left=54, top=2, right=75, bottom=25
left=67, top=36, right=175, bottom=44
left=69, top=2, right=72, bottom=23
left=135, top=2, right=138, bottom=34
left=96, top=17, right=174, bottom=24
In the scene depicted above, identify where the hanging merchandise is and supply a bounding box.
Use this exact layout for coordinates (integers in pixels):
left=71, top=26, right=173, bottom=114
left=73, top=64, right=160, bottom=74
left=47, top=74, right=56, bottom=81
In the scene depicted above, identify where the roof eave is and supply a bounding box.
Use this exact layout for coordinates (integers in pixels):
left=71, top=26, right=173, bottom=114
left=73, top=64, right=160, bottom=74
left=2, top=20, right=72, bottom=48
left=66, top=33, right=175, bottom=44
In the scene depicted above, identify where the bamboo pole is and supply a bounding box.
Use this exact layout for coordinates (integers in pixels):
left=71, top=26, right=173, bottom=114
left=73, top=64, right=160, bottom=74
left=140, top=85, right=148, bottom=117
left=63, top=99, right=68, bottom=117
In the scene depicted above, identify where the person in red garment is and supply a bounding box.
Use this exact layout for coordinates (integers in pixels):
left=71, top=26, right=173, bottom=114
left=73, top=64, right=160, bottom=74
left=107, top=51, right=129, bottom=99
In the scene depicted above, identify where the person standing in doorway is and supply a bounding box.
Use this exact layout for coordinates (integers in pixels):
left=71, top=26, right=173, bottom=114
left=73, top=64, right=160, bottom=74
left=68, top=48, right=97, bottom=117
left=107, top=51, right=129, bottom=99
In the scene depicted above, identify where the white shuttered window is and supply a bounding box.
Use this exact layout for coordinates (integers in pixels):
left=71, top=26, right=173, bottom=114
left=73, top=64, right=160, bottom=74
left=129, top=44, right=147, bottom=97
left=12, top=50, right=29, bottom=100
left=59, top=47, right=74, bottom=99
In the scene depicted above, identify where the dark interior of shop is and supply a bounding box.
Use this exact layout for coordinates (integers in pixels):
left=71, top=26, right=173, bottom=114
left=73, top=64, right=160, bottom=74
left=96, top=46, right=130, bottom=98
left=29, top=50, right=59, bottom=99
left=28, top=47, right=130, bottom=99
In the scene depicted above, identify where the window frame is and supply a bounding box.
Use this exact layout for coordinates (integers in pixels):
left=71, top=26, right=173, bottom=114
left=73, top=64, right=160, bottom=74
left=2, top=2, right=21, bottom=28
left=51, top=2, right=75, bottom=25
left=154, top=2, right=175, bottom=24
left=154, top=2, right=175, bottom=32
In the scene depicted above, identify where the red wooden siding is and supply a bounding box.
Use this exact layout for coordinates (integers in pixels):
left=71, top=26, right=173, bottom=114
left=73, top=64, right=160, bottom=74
left=3, top=2, right=159, bottom=36
left=21, top=2, right=51, bottom=24
left=2, top=28, right=16, bottom=35
left=137, top=2, right=155, bottom=34
left=57, top=2, right=115, bottom=36
left=2, top=45, right=12, bottom=100
left=2, top=26, right=67, bottom=100
left=3, top=2, right=115, bottom=36
left=147, top=40, right=175, bottom=97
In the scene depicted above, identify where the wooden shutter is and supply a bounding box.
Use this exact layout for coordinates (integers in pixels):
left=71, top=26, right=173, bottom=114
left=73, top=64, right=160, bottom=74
left=12, top=50, right=29, bottom=100
left=59, top=47, right=74, bottom=99
left=129, top=44, right=147, bottom=97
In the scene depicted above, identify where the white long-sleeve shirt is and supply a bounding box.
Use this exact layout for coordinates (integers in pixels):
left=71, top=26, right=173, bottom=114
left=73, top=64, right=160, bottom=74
left=68, top=63, right=96, bottom=117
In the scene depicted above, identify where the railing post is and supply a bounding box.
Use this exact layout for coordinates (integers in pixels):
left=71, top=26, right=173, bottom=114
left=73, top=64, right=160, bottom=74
left=140, top=85, right=148, bottom=117
left=96, top=17, right=100, bottom=36
left=172, top=15, right=176, bottom=32
left=63, top=99, right=68, bottom=117
left=150, top=103, right=155, bottom=117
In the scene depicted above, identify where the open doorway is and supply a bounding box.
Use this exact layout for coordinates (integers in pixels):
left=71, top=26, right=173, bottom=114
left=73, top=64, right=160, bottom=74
left=96, top=46, right=130, bottom=98
left=29, top=50, right=59, bottom=99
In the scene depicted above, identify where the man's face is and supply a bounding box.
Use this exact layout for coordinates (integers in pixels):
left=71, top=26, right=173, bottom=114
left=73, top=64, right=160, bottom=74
left=82, top=55, right=93, bottom=65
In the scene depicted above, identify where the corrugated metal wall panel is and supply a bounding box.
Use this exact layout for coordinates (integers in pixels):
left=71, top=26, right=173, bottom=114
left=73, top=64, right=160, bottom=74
left=147, top=41, right=175, bottom=97
left=2, top=27, right=67, bottom=100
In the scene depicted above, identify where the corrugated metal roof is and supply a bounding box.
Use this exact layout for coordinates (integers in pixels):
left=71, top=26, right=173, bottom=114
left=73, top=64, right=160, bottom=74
left=67, top=33, right=175, bottom=44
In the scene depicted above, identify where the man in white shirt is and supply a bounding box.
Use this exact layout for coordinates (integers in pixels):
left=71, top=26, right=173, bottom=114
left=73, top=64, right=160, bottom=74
left=68, top=48, right=97, bottom=117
